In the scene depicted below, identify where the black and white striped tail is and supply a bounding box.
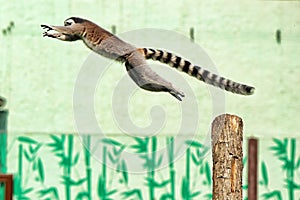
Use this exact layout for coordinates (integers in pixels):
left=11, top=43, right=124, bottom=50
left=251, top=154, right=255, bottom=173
left=141, top=48, right=255, bottom=95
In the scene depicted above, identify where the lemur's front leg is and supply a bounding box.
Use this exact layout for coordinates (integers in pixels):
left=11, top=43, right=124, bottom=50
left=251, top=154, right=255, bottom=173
left=41, top=24, right=80, bottom=41
left=41, top=24, right=63, bottom=39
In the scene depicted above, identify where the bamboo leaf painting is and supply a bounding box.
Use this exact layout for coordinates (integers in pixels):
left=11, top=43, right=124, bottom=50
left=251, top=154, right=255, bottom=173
left=190, top=191, right=201, bottom=198
left=22, top=187, right=34, bottom=195
left=38, top=187, right=59, bottom=200
left=269, top=138, right=287, bottom=157
left=106, top=189, right=117, bottom=197
left=181, top=177, right=187, bottom=199
left=18, top=187, right=34, bottom=199
left=131, top=137, right=149, bottom=153
left=199, top=163, right=204, bottom=174
left=17, top=136, right=38, bottom=145
left=102, top=138, right=122, bottom=147
left=284, top=178, right=300, bottom=190
left=145, top=177, right=169, bottom=188
left=261, top=190, right=282, bottom=200
left=113, top=145, right=126, bottom=156
left=156, top=154, right=163, bottom=168
left=24, top=149, right=32, bottom=162
left=48, top=135, right=65, bottom=152
left=97, top=173, right=117, bottom=199
left=75, top=191, right=89, bottom=200
left=122, top=189, right=142, bottom=200
left=72, top=152, right=80, bottom=166
left=97, top=175, right=105, bottom=198
left=160, top=193, right=173, bottom=200
left=121, top=160, right=128, bottom=185
left=196, top=148, right=201, bottom=157
left=108, top=151, right=117, bottom=164
left=204, top=193, right=213, bottom=199
left=295, top=157, right=300, bottom=169
left=58, top=154, right=68, bottom=167
left=205, top=161, right=211, bottom=186
left=243, top=156, right=248, bottom=166
left=261, top=161, right=268, bottom=186
left=18, top=196, right=30, bottom=200
left=29, top=143, right=42, bottom=154
left=191, top=152, right=202, bottom=166
left=61, top=176, right=86, bottom=186
left=265, top=138, right=299, bottom=200
left=37, top=157, right=45, bottom=183
left=185, top=140, right=203, bottom=148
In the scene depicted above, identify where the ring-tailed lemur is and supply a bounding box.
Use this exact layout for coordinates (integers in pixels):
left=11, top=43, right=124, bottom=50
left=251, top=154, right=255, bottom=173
left=41, top=17, right=254, bottom=101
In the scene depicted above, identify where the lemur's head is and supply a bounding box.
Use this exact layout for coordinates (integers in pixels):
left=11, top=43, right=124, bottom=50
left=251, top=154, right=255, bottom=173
left=41, top=17, right=92, bottom=41
left=63, top=17, right=85, bottom=26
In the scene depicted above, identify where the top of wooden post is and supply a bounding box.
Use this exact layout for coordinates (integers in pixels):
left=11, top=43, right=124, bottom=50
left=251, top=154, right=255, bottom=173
left=211, top=114, right=244, bottom=200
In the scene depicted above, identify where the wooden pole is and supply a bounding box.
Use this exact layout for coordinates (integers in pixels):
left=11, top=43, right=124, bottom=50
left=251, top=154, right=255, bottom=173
left=211, top=114, right=243, bottom=200
left=248, top=138, right=258, bottom=200
left=0, top=174, right=13, bottom=200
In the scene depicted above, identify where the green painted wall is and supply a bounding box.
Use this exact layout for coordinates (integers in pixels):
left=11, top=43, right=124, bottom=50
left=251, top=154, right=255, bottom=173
left=0, top=0, right=300, bottom=199
left=0, top=0, right=299, bottom=136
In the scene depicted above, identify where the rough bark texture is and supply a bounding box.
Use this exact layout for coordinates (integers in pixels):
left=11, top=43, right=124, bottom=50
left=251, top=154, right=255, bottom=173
left=211, top=114, right=243, bottom=200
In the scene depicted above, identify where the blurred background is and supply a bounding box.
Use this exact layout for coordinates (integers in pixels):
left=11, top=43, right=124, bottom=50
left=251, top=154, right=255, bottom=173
left=0, top=0, right=299, bottom=199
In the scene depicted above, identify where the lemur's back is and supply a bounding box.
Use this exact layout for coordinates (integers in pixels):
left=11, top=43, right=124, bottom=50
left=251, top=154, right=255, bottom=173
left=77, top=20, right=136, bottom=62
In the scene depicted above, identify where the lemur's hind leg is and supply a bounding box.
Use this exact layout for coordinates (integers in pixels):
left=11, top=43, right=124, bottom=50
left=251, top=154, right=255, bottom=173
left=125, top=57, right=184, bottom=101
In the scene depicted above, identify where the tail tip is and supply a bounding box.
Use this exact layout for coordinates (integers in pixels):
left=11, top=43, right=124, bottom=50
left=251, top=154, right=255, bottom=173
left=245, top=86, right=255, bottom=95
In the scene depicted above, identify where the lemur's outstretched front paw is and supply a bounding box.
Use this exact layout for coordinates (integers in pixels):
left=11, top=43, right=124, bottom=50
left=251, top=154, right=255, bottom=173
left=41, top=24, right=53, bottom=37
left=41, top=24, right=53, bottom=31
left=42, top=31, right=60, bottom=38
left=41, top=24, right=62, bottom=38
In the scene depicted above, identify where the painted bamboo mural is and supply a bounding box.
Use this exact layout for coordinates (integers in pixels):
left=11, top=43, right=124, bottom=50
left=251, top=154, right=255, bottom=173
left=159, top=137, right=175, bottom=200
left=14, top=136, right=45, bottom=199
left=83, top=135, right=92, bottom=200
left=260, top=138, right=300, bottom=200
left=168, top=137, right=175, bottom=200
left=46, top=134, right=86, bottom=200
left=148, top=137, right=157, bottom=200
left=2, top=133, right=299, bottom=199
left=181, top=147, right=191, bottom=199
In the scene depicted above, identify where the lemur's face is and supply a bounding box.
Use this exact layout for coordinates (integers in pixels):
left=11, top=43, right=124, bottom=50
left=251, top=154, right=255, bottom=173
left=64, top=18, right=75, bottom=26
left=41, top=17, right=86, bottom=41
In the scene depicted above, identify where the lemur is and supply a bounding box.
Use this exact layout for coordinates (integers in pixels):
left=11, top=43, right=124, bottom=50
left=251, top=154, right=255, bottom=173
left=41, top=17, right=254, bottom=101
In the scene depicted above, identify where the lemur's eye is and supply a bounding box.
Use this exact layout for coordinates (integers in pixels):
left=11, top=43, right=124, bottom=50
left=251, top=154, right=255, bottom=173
left=64, top=19, right=75, bottom=26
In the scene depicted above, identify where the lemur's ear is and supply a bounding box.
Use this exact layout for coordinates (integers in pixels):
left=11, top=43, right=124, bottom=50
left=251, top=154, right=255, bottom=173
left=64, top=17, right=86, bottom=25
